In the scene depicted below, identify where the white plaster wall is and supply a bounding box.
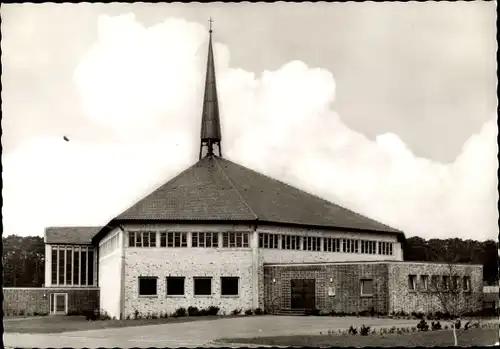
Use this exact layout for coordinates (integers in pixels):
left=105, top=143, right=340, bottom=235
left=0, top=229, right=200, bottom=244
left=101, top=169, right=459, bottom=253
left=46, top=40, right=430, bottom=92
left=98, top=227, right=122, bottom=319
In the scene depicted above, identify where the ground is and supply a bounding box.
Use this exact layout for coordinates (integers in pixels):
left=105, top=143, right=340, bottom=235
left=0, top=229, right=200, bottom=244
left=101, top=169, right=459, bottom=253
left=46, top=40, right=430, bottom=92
left=4, top=315, right=499, bottom=348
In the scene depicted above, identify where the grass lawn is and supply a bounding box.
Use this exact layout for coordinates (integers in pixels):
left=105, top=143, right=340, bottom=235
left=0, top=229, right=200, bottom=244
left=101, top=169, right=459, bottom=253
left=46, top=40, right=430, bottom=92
left=219, top=328, right=499, bottom=347
left=3, top=315, right=228, bottom=334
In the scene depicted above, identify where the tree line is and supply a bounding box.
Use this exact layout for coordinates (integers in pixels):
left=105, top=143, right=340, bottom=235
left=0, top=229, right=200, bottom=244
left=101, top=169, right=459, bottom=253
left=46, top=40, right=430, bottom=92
left=1, top=234, right=498, bottom=287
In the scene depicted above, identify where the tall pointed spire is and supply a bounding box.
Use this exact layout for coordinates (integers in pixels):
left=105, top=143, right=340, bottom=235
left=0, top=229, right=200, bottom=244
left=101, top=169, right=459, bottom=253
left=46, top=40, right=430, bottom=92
left=199, top=18, right=222, bottom=159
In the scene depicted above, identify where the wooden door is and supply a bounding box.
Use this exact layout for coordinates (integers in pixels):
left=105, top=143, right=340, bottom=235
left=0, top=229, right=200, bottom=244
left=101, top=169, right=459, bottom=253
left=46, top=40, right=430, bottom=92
left=291, top=279, right=316, bottom=309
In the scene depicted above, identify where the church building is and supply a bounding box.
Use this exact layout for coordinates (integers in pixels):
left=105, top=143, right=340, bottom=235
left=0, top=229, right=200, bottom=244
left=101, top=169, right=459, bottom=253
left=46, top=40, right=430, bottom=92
left=42, top=26, right=483, bottom=319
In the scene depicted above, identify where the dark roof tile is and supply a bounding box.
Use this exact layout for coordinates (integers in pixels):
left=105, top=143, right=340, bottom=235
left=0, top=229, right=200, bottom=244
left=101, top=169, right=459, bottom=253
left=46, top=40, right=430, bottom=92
left=45, top=226, right=101, bottom=244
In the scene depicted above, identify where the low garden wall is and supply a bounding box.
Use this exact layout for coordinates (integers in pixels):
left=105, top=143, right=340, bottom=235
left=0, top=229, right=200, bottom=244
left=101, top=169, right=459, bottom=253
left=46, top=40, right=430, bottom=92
left=3, top=287, right=99, bottom=316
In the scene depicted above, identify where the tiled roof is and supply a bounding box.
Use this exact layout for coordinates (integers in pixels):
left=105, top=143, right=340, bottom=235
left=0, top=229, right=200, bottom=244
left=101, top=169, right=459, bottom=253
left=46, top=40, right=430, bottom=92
left=45, top=226, right=102, bottom=244
left=114, top=156, right=403, bottom=235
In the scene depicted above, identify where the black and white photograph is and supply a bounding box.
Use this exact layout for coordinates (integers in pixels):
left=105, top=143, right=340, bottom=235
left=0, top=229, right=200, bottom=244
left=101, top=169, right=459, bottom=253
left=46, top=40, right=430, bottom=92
left=2, top=2, right=498, bottom=348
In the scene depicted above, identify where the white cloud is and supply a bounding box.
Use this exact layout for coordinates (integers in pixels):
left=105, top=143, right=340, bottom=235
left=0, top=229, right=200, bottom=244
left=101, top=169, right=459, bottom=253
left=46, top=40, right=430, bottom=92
left=3, top=14, right=497, bottom=240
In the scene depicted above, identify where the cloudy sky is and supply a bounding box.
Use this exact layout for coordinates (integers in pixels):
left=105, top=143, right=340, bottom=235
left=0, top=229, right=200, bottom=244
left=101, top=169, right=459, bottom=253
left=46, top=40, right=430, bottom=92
left=2, top=2, right=497, bottom=240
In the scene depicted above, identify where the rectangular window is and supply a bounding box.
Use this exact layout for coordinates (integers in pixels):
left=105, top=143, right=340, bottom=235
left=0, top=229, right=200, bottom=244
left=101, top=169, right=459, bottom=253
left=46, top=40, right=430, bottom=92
left=128, top=232, right=135, bottom=247
left=161, top=232, right=188, bottom=248
left=192, top=232, right=218, bottom=248
left=194, top=277, right=212, bottom=296
left=304, top=236, right=321, bottom=251
left=139, top=277, right=157, bottom=296
left=87, top=250, right=94, bottom=286
left=129, top=232, right=156, bottom=247
left=361, top=279, right=373, bottom=296
left=452, top=276, right=460, bottom=291
left=80, top=249, right=87, bottom=286
left=408, top=275, right=417, bottom=291
left=343, top=239, right=359, bottom=253
left=66, top=248, right=72, bottom=285
left=389, top=243, right=393, bottom=255
left=361, top=240, right=377, bottom=254
left=51, top=248, right=58, bottom=285
left=378, top=241, right=394, bottom=256
left=442, top=275, right=450, bottom=291
left=324, top=238, right=340, bottom=252
left=420, top=275, right=429, bottom=291
left=463, top=276, right=471, bottom=291
left=58, top=248, right=65, bottom=285
left=259, top=233, right=280, bottom=249
left=221, top=277, right=239, bottom=296
left=166, top=277, right=185, bottom=296
left=283, top=235, right=301, bottom=250
left=222, top=232, right=249, bottom=248
left=430, top=275, right=440, bottom=291
left=73, top=249, right=80, bottom=285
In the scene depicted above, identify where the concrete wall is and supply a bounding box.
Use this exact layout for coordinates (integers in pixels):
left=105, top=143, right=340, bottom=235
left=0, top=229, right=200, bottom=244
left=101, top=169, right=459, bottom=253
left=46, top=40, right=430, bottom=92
left=263, top=262, right=390, bottom=314
left=122, top=223, right=256, bottom=318
left=387, top=262, right=483, bottom=314
left=3, top=287, right=99, bottom=316
left=98, top=227, right=123, bottom=319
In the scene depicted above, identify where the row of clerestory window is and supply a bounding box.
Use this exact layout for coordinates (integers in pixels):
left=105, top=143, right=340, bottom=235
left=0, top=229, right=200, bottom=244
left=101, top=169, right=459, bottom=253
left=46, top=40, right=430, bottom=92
left=128, top=232, right=250, bottom=248
left=408, top=274, right=472, bottom=292
left=138, top=276, right=239, bottom=297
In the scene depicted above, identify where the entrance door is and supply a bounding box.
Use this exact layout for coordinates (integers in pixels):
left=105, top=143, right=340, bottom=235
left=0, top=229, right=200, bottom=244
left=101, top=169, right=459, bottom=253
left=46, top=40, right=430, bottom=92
left=291, top=279, right=316, bottom=309
left=52, top=293, right=68, bottom=314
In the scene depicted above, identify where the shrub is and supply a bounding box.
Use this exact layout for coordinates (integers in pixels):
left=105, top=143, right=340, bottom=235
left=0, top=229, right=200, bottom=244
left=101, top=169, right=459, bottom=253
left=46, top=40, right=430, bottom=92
left=151, top=312, right=158, bottom=319
left=464, top=320, right=472, bottom=331
left=360, top=325, right=371, bottom=336
left=329, top=310, right=337, bottom=316
left=389, top=326, right=396, bottom=334
left=245, top=308, right=253, bottom=316
left=348, top=325, right=358, bottom=335
left=254, top=308, right=263, bottom=315
left=444, top=325, right=449, bottom=330
left=411, top=327, right=417, bottom=332
left=371, top=329, right=376, bottom=335
left=99, top=311, right=111, bottom=320
left=305, top=308, right=321, bottom=316
left=173, top=307, right=187, bottom=317
left=83, top=309, right=98, bottom=321
left=188, top=306, right=200, bottom=316
left=205, top=305, right=219, bottom=316
left=134, top=309, right=140, bottom=319
left=231, top=308, right=242, bottom=316
left=359, top=310, right=370, bottom=317
left=417, top=319, right=429, bottom=331
left=454, top=319, right=461, bottom=330
left=126, top=314, right=131, bottom=320
left=431, top=321, right=442, bottom=331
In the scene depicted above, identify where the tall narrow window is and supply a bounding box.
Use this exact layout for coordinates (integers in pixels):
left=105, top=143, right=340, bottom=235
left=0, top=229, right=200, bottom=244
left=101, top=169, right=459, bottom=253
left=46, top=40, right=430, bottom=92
left=463, top=276, right=471, bottom=292
left=58, top=248, right=65, bottom=285
left=87, top=250, right=94, bottom=286
left=80, top=249, right=87, bottom=286
left=420, top=275, right=429, bottom=291
left=73, top=249, right=80, bottom=285
left=408, top=275, right=417, bottom=291
left=128, top=232, right=135, bottom=247
left=51, top=248, right=58, bottom=285
left=66, top=247, right=72, bottom=285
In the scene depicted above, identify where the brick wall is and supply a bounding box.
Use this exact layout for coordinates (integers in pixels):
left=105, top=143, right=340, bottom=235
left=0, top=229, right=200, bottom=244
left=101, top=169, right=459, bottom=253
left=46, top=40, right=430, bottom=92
left=263, top=263, right=389, bottom=314
left=388, top=262, right=483, bottom=314
left=3, top=287, right=99, bottom=315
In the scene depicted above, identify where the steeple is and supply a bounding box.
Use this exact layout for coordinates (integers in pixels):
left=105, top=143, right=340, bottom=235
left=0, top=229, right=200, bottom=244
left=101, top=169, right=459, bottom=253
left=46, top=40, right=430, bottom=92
left=199, top=18, right=222, bottom=159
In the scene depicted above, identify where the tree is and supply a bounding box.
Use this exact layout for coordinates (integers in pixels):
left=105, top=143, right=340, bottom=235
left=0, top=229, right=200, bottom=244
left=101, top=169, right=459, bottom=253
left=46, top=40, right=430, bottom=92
left=2, top=235, right=45, bottom=287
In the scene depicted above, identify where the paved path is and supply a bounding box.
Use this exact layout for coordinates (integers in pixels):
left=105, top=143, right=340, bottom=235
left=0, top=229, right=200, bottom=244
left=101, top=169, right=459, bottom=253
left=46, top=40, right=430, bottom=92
left=4, top=316, right=499, bottom=348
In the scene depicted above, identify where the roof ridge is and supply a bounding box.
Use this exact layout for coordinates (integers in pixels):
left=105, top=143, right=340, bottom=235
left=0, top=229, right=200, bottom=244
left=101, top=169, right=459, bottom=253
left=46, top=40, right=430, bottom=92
left=214, top=156, right=259, bottom=220
left=218, top=157, right=401, bottom=233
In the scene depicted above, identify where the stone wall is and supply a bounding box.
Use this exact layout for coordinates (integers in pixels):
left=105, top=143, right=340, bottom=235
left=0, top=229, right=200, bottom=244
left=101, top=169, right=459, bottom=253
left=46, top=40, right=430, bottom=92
left=263, top=262, right=389, bottom=314
left=3, top=287, right=99, bottom=316
left=388, top=262, right=483, bottom=314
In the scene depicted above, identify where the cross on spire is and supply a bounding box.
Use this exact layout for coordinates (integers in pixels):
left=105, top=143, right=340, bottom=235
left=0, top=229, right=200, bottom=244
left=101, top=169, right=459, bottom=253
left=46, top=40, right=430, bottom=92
left=208, top=17, right=214, bottom=33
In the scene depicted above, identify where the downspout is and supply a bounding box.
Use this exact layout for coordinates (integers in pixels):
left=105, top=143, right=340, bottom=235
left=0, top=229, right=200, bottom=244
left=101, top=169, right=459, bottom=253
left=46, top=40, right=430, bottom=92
left=118, top=225, right=126, bottom=320
left=252, top=221, right=259, bottom=309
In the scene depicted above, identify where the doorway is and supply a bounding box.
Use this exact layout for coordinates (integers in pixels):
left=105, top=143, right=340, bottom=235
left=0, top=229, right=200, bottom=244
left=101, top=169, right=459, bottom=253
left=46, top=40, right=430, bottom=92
left=291, top=279, right=316, bottom=309
left=51, top=293, right=68, bottom=315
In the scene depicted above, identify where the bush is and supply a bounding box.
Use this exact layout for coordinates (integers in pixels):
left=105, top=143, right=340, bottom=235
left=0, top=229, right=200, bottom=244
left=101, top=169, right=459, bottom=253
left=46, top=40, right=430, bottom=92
left=205, top=305, right=219, bottom=316
left=348, top=325, right=358, bottom=335
left=431, top=321, right=442, bottom=331
left=444, top=325, right=449, bottom=330
left=151, top=312, right=158, bottom=319
left=359, top=310, right=370, bottom=317
left=360, top=325, right=371, bottom=336
left=83, top=309, right=98, bottom=321
left=231, top=308, right=242, bottom=316
left=464, top=320, right=472, bottom=331
left=173, top=307, right=187, bottom=317
left=305, top=308, right=321, bottom=316
left=134, top=309, right=140, bottom=319
left=99, top=311, right=111, bottom=320
left=245, top=308, right=253, bottom=316
left=188, top=306, right=200, bottom=316
left=454, top=319, right=461, bottom=330
left=417, top=319, right=429, bottom=331
left=254, top=308, right=263, bottom=315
